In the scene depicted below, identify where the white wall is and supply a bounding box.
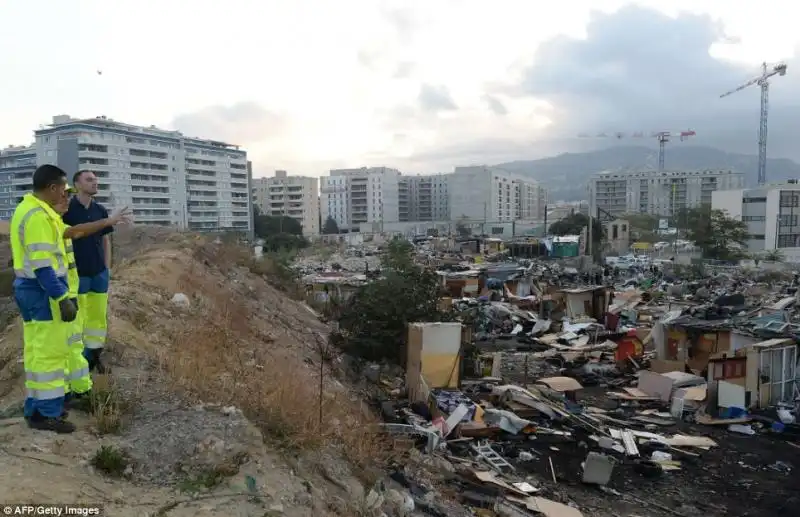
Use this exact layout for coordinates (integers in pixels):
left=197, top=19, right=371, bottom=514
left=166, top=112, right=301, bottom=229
left=711, top=189, right=744, bottom=219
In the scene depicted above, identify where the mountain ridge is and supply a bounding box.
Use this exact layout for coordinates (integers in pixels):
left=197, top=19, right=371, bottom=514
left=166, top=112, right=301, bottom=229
left=494, top=145, right=800, bottom=201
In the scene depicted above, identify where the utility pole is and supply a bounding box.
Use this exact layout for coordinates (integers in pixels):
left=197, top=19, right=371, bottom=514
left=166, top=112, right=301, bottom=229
left=720, top=62, right=788, bottom=185
left=542, top=204, right=548, bottom=238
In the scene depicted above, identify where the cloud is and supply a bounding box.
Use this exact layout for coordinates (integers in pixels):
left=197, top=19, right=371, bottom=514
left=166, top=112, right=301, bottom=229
left=171, top=102, right=287, bottom=146
left=517, top=5, right=800, bottom=160
left=418, top=84, right=458, bottom=112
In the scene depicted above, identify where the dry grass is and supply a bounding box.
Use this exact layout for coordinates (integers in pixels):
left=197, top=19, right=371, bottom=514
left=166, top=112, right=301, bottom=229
left=147, top=245, right=390, bottom=481
left=90, top=378, right=138, bottom=435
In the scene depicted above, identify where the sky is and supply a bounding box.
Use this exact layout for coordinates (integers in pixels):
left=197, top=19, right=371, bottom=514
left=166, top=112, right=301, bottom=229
left=1, top=0, right=799, bottom=177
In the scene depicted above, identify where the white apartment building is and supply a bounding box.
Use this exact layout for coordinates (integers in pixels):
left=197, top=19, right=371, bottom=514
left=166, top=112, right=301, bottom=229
left=589, top=169, right=745, bottom=218
left=449, top=166, right=546, bottom=224
left=29, top=114, right=252, bottom=232
left=398, top=174, right=450, bottom=222
left=320, top=167, right=400, bottom=231
left=712, top=181, right=800, bottom=261
left=0, top=144, right=36, bottom=220
left=252, top=171, right=320, bottom=235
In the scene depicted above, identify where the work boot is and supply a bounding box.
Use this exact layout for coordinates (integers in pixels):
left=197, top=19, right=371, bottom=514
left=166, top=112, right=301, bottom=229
left=26, top=412, right=76, bottom=434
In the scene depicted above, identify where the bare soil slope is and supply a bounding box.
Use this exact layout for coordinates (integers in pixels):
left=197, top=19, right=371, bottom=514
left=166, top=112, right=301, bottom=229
left=0, top=227, right=384, bottom=517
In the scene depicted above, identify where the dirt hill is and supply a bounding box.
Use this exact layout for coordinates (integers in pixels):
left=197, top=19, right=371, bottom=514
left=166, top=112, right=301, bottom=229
left=0, top=227, right=395, bottom=517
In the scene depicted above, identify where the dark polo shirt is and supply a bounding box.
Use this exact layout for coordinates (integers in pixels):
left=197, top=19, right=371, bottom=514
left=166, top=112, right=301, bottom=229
left=62, top=197, right=112, bottom=277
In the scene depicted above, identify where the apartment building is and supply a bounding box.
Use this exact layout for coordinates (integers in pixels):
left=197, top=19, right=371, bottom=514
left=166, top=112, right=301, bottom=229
left=713, top=181, right=800, bottom=261
left=398, top=174, right=450, bottom=222
left=449, top=165, right=546, bottom=224
left=252, top=171, right=320, bottom=236
left=27, top=114, right=251, bottom=232
left=0, top=144, right=36, bottom=220
left=320, top=167, right=400, bottom=231
left=589, top=169, right=745, bottom=218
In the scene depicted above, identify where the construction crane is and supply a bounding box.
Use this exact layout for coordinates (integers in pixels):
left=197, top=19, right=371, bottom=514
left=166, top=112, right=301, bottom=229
left=720, top=62, right=788, bottom=185
left=577, top=129, right=696, bottom=171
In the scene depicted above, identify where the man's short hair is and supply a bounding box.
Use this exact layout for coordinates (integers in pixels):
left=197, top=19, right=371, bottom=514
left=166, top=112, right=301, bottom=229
left=73, top=169, right=93, bottom=184
left=32, top=165, right=67, bottom=192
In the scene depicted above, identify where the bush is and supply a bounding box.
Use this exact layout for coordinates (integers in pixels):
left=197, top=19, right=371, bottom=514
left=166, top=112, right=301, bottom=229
left=90, top=382, right=137, bottom=434
left=91, top=445, right=130, bottom=477
left=337, top=240, right=453, bottom=365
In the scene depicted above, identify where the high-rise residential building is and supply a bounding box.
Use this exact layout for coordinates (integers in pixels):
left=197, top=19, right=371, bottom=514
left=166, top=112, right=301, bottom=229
left=398, top=174, right=450, bottom=222
left=589, top=169, right=745, bottom=218
left=0, top=144, right=36, bottom=220
left=251, top=170, right=320, bottom=235
left=449, top=165, right=546, bottom=223
left=320, top=167, right=400, bottom=231
left=28, top=114, right=251, bottom=232
left=713, top=181, right=800, bottom=260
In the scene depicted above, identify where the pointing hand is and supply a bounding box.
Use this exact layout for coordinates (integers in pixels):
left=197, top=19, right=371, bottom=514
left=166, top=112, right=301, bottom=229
left=111, top=206, right=133, bottom=225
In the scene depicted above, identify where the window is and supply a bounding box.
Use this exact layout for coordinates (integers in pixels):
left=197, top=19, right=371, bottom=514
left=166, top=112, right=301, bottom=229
left=712, top=358, right=746, bottom=380
left=743, top=197, right=767, bottom=203
left=780, top=192, right=800, bottom=207
left=759, top=346, right=797, bottom=405
left=743, top=216, right=766, bottom=222
left=777, top=234, right=800, bottom=248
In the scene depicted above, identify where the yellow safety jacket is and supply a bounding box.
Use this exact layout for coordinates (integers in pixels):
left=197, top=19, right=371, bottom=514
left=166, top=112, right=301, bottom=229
left=60, top=223, right=79, bottom=298
left=10, top=194, right=69, bottom=294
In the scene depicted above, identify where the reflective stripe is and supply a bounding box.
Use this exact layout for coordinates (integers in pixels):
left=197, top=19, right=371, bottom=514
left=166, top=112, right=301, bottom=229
left=25, top=369, right=65, bottom=383
left=68, top=333, right=82, bottom=345
left=66, top=366, right=90, bottom=381
left=68, top=263, right=76, bottom=270
left=84, top=329, right=107, bottom=338
left=65, top=244, right=73, bottom=253
left=27, top=242, right=58, bottom=252
left=26, top=386, right=66, bottom=400
left=84, top=339, right=104, bottom=350
left=14, top=268, right=67, bottom=279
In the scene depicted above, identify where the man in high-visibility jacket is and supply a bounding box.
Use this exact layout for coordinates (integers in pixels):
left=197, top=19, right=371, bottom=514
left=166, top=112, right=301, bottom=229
left=11, top=165, right=77, bottom=433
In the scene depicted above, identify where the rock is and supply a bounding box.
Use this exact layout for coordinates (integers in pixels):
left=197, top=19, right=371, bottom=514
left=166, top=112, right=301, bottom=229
left=267, top=503, right=285, bottom=514
left=170, top=293, right=190, bottom=308
left=384, top=488, right=414, bottom=516
left=221, top=406, right=238, bottom=416
left=365, top=489, right=384, bottom=510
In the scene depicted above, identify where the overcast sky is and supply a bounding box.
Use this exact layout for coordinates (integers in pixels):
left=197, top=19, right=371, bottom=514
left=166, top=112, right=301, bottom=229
left=1, top=0, right=798, bottom=177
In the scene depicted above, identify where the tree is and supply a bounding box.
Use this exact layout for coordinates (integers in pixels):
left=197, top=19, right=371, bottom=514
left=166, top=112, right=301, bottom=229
left=336, top=250, right=451, bottom=365
left=382, top=237, right=414, bottom=271
left=623, top=212, right=660, bottom=232
left=549, top=213, right=604, bottom=251
left=762, top=249, right=785, bottom=262
left=322, top=216, right=340, bottom=235
left=679, top=205, right=748, bottom=260
left=254, top=214, right=303, bottom=237
left=253, top=212, right=308, bottom=251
